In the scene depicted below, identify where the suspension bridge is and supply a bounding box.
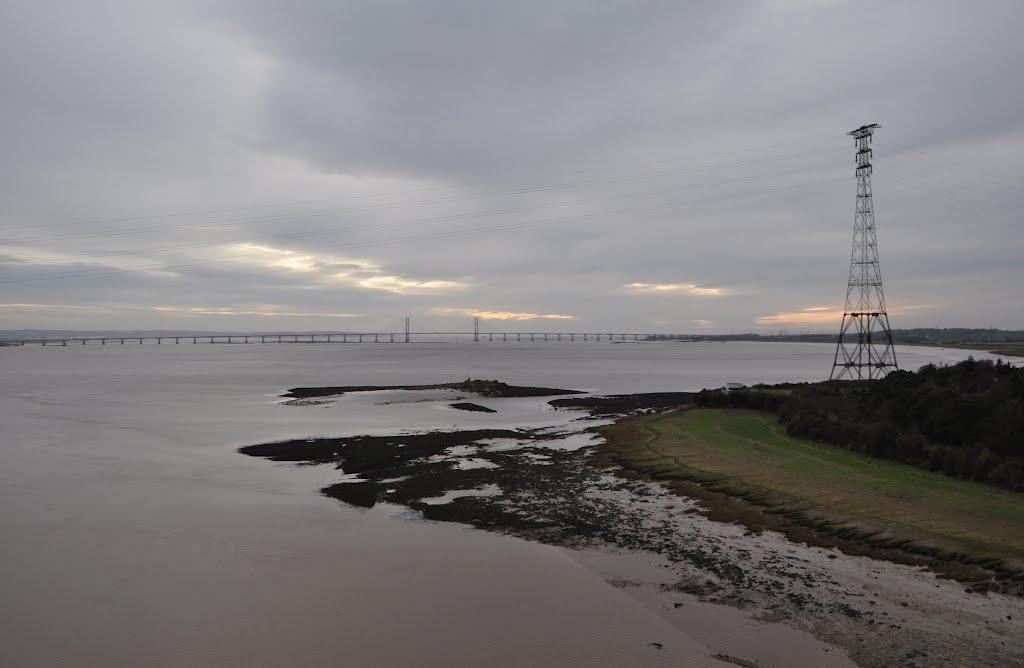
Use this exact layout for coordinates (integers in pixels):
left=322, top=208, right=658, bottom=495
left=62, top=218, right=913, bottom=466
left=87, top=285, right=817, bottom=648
left=0, top=318, right=657, bottom=347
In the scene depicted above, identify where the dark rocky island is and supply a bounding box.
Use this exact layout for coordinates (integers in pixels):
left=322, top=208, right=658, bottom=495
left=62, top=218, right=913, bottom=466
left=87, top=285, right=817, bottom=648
left=282, top=378, right=587, bottom=399
left=449, top=402, right=498, bottom=413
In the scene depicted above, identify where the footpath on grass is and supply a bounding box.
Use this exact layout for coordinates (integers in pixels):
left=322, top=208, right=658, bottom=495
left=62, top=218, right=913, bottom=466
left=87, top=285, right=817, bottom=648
left=595, top=407, right=1024, bottom=594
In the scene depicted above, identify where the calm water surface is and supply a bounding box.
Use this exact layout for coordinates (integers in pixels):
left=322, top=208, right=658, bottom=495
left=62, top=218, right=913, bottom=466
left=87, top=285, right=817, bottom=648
left=0, top=342, right=1002, bottom=666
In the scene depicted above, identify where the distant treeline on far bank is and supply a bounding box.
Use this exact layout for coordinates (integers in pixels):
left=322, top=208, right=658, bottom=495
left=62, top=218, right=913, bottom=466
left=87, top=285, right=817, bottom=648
left=646, top=327, right=1024, bottom=345
left=697, top=358, right=1024, bottom=492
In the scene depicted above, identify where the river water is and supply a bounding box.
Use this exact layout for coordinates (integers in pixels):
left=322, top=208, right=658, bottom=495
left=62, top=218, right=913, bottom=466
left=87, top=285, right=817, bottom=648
left=0, top=342, right=1003, bottom=666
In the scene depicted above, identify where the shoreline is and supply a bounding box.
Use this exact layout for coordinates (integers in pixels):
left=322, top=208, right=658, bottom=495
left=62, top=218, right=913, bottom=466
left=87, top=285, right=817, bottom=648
left=593, top=410, right=1024, bottom=593
left=240, top=383, right=1024, bottom=666
left=902, top=341, right=1024, bottom=359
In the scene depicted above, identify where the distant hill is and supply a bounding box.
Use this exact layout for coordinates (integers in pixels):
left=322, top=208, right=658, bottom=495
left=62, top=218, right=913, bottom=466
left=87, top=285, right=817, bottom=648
left=645, top=327, right=1024, bottom=353
left=646, top=327, right=1024, bottom=343
left=888, top=328, right=1024, bottom=344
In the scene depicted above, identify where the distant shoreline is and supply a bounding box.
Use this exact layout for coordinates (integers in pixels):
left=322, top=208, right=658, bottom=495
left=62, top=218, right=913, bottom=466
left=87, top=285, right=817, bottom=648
left=906, top=341, right=1024, bottom=359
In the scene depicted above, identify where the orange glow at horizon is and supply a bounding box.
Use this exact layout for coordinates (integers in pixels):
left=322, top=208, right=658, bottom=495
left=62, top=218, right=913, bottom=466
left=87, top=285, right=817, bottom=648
left=755, top=309, right=844, bottom=326
left=430, top=307, right=575, bottom=321
left=756, top=303, right=936, bottom=326
left=624, top=282, right=729, bottom=297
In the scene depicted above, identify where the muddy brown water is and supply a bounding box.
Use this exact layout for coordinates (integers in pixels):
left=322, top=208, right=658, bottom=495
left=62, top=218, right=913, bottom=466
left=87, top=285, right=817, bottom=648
left=0, top=342, right=999, bottom=666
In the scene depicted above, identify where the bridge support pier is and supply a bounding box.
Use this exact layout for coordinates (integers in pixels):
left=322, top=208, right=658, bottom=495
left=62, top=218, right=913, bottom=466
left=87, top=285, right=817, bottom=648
left=10, top=330, right=670, bottom=348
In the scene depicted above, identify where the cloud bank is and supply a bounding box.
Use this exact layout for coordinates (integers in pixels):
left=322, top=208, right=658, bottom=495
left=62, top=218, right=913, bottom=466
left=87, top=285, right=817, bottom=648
left=1, top=1, right=1021, bottom=332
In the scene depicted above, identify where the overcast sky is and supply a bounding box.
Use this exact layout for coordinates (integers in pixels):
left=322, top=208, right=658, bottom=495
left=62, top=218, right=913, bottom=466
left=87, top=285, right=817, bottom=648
left=1, top=0, right=1022, bottom=334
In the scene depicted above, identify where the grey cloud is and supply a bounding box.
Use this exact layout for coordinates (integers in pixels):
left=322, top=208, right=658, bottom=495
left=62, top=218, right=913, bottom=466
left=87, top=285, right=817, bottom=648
left=0, top=0, right=1022, bottom=332
left=215, top=0, right=1024, bottom=181
left=210, top=0, right=748, bottom=180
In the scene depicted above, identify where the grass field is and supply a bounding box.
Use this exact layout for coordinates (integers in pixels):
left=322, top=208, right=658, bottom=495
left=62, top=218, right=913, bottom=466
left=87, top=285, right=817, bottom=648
left=602, top=408, right=1024, bottom=566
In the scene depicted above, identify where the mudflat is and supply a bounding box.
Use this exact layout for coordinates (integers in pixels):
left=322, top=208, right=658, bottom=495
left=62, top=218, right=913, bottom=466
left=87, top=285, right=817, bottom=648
left=241, top=383, right=1023, bottom=666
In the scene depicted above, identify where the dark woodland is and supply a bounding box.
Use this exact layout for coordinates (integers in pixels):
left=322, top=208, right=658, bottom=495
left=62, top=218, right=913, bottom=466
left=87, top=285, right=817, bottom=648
left=696, top=358, right=1024, bottom=492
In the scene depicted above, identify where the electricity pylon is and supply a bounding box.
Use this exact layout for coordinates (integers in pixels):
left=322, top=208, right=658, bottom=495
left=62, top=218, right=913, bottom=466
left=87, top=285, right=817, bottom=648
left=830, top=123, right=898, bottom=380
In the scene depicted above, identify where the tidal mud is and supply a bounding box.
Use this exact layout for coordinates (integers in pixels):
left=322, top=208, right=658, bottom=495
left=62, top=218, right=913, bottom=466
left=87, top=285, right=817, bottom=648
left=549, top=392, right=693, bottom=416
left=241, top=386, right=1023, bottom=668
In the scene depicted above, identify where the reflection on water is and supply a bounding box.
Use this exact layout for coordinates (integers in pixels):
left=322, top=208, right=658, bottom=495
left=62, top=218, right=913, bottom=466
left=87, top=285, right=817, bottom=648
left=0, top=342, right=998, bottom=666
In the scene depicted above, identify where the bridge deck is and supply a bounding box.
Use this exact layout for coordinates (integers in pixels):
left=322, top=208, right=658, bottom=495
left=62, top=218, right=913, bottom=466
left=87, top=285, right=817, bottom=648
left=1, top=332, right=654, bottom=346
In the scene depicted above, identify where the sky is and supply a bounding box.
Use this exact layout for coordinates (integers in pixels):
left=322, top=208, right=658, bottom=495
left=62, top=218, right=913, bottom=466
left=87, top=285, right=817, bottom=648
left=1, top=0, right=1022, bottom=334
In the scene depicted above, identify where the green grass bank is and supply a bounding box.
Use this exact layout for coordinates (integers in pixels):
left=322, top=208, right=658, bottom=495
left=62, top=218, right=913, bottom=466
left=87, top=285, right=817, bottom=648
left=596, top=407, right=1024, bottom=591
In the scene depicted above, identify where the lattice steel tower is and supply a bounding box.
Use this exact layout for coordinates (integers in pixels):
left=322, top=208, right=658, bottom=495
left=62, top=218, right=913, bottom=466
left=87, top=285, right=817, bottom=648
left=830, top=123, right=898, bottom=380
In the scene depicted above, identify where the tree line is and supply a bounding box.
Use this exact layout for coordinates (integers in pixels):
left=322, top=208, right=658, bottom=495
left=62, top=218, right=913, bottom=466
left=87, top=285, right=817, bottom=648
left=646, top=327, right=1024, bottom=344
left=695, top=358, right=1024, bottom=492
